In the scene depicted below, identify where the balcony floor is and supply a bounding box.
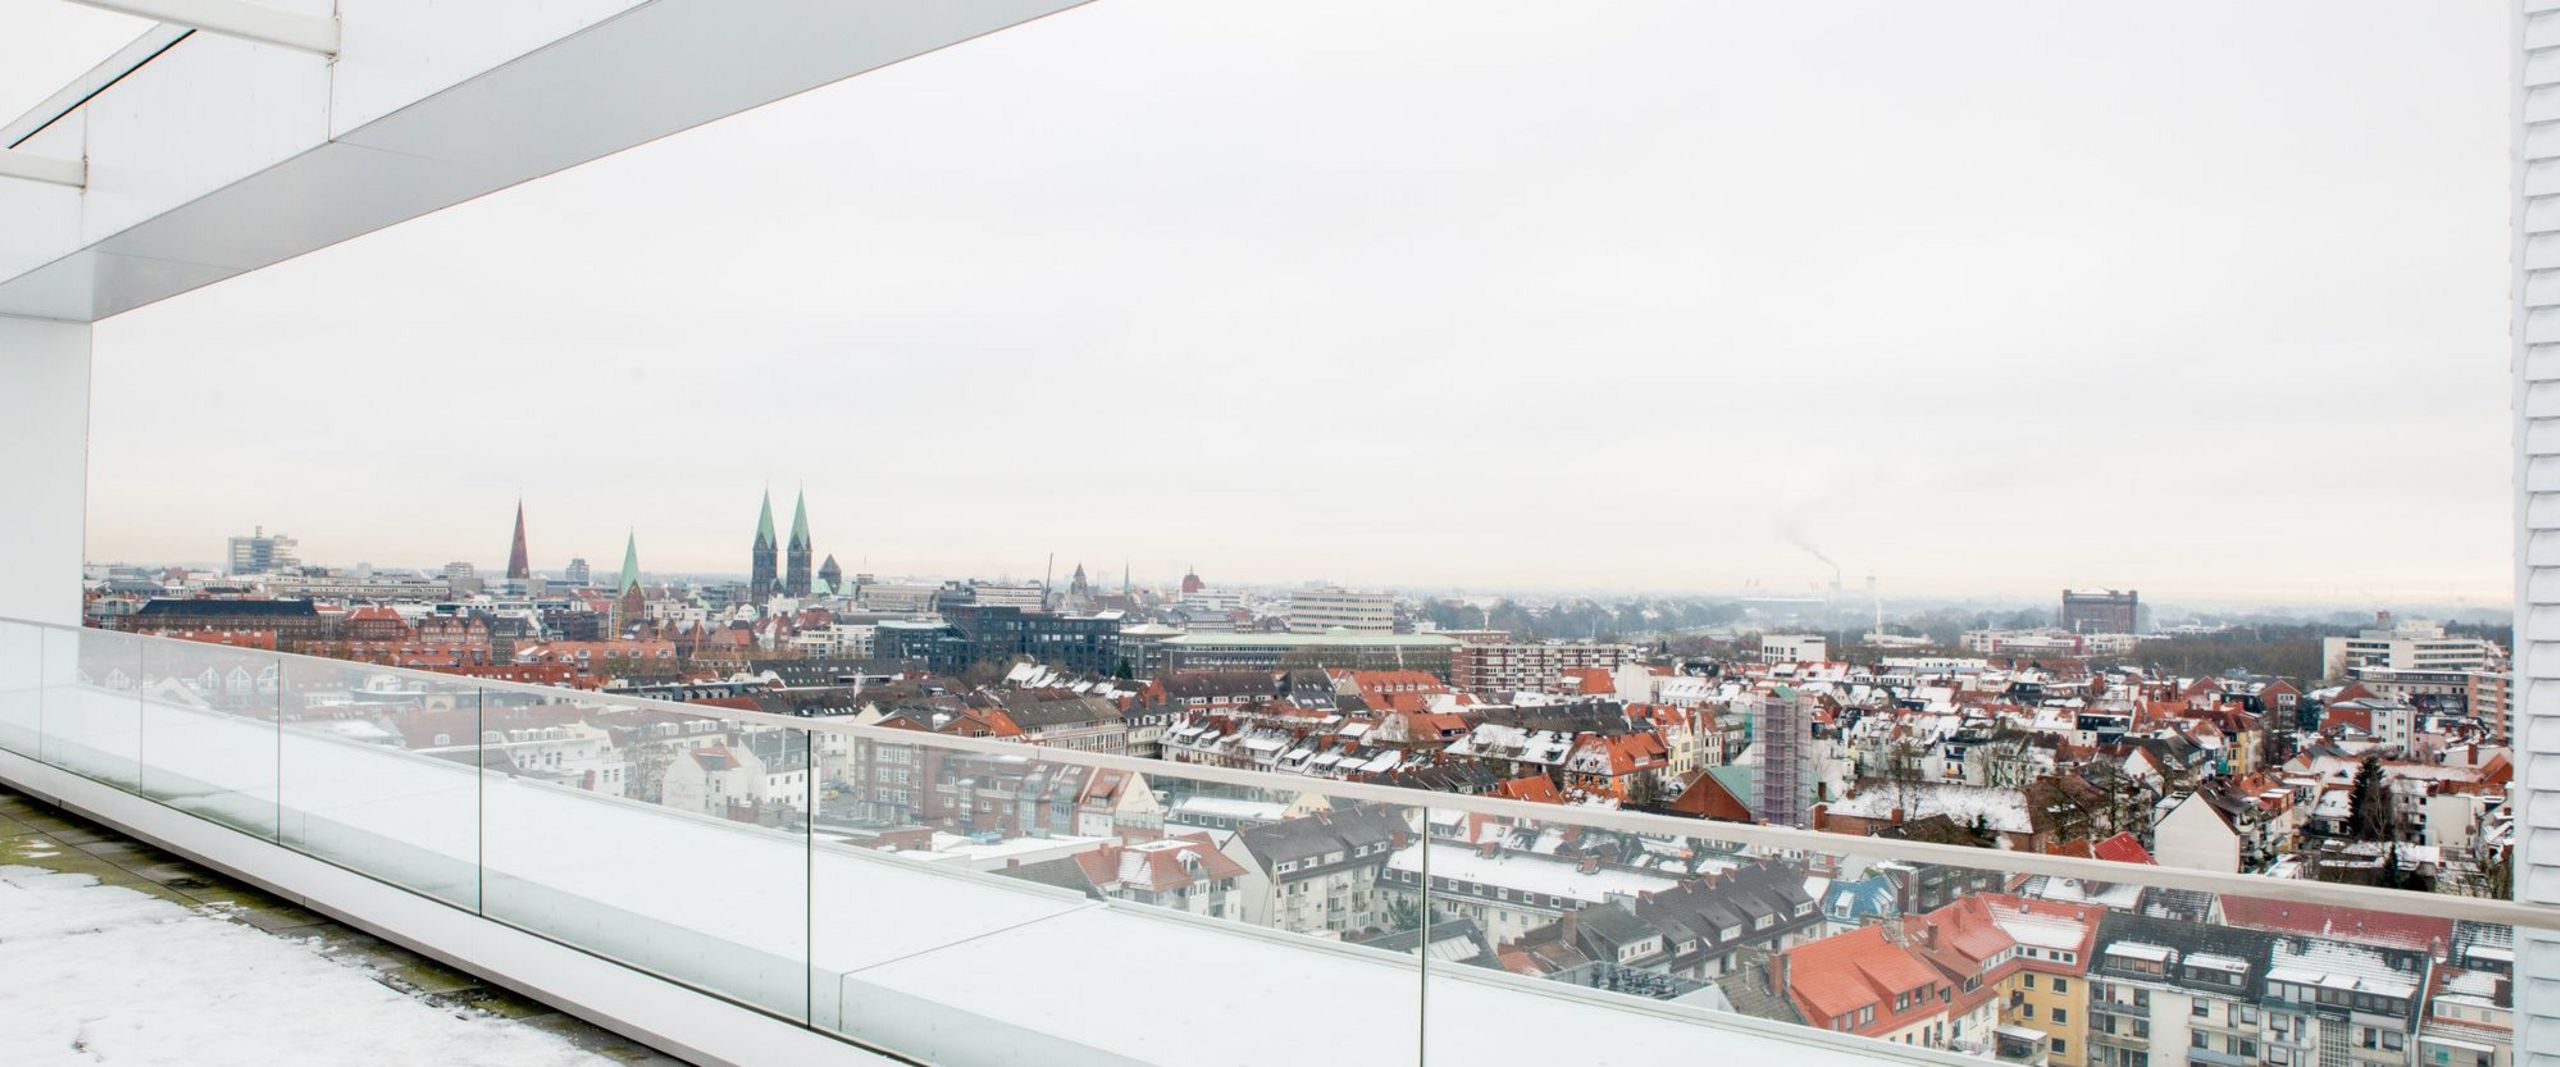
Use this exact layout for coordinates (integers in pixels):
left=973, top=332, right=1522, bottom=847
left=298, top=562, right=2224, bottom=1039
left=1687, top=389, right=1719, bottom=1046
left=0, top=784, right=685, bottom=1067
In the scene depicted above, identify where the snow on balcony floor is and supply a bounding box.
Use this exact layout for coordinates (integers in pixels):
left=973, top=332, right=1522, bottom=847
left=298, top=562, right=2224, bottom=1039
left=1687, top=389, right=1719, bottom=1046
left=0, top=864, right=628, bottom=1067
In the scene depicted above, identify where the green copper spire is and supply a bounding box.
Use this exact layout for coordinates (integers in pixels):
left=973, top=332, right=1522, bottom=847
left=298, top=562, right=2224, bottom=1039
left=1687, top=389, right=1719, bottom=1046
left=789, top=487, right=810, bottom=549
left=754, top=489, right=777, bottom=546
left=619, top=530, right=641, bottom=594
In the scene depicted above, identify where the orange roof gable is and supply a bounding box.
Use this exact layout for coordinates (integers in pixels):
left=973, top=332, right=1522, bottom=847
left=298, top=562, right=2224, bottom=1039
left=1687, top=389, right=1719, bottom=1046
left=1783, top=925, right=1939, bottom=1024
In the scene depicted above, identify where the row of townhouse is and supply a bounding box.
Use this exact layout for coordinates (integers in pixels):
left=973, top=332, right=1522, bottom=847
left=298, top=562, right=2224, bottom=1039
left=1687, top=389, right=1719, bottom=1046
left=1735, top=892, right=2101, bottom=1061
left=1502, top=860, right=1828, bottom=982
left=1219, top=805, right=1409, bottom=936
left=2083, top=910, right=2497, bottom=1067
left=1727, top=888, right=2513, bottom=1067
left=1000, top=831, right=1250, bottom=921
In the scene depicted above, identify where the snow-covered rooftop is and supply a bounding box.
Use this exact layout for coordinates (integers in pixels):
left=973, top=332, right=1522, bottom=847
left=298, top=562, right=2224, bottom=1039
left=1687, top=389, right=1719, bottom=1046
left=0, top=865, right=619, bottom=1066
left=1387, top=842, right=1681, bottom=905
left=1824, top=783, right=2033, bottom=834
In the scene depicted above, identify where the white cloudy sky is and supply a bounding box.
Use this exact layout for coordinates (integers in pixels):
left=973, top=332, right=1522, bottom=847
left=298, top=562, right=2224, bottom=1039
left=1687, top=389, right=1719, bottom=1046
left=2, top=2, right=2512, bottom=604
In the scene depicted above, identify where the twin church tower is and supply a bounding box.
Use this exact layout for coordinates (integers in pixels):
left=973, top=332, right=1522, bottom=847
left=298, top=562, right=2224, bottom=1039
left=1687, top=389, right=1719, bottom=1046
left=750, top=489, right=840, bottom=600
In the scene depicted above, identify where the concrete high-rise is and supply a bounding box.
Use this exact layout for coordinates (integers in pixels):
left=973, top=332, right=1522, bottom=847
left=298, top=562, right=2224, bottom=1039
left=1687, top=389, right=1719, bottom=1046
left=224, top=526, right=299, bottom=576
left=2059, top=588, right=2138, bottom=634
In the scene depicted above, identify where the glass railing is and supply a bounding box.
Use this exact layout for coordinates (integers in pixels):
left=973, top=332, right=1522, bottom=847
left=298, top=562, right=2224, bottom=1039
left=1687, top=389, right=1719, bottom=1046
left=0, top=616, right=2538, bottom=1067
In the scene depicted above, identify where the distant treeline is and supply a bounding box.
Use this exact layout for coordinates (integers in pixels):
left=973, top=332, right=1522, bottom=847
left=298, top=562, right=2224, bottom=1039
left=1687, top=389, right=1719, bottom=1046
left=1415, top=597, right=1744, bottom=643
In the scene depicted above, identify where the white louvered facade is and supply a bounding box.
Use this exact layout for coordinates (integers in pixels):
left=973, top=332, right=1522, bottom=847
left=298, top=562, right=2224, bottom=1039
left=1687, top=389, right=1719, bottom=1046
left=2523, top=5, right=2560, bottom=1065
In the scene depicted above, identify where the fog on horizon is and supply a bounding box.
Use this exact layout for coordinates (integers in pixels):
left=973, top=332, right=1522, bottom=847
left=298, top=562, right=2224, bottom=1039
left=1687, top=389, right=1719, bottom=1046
left=7, top=2, right=2508, bottom=607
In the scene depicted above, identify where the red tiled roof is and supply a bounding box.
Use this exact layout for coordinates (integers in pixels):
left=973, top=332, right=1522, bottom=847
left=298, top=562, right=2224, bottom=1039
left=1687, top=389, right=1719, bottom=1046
left=1782, top=925, right=1941, bottom=1025
left=2091, top=832, right=2154, bottom=865
left=1491, top=774, right=1564, bottom=805
left=1667, top=771, right=1753, bottom=822
left=2220, top=896, right=2451, bottom=953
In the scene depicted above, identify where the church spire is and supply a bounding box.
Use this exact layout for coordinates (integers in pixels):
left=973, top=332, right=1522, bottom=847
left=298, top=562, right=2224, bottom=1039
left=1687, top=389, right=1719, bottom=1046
left=784, top=486, right=813, bottom=598
left=505, top=499, right=531, bottom=581
left=750, top=488, right=779, bottom=601
left=619, top=530, right=641, bottom=594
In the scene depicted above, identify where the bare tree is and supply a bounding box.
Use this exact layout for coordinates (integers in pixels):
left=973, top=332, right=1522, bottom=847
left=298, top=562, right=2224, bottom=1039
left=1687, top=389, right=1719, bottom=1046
left=1881, top=739, right=1928, bottom=818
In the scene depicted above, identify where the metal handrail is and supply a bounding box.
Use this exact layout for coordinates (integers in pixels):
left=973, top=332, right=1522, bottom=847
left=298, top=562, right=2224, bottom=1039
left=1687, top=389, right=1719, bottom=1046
left=22, top=614, right=2552, bottom=929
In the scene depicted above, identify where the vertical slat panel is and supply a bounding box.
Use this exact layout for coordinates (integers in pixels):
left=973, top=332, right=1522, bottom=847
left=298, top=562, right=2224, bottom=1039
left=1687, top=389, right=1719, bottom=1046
left=2525, top=2, right=2557, bottom=1056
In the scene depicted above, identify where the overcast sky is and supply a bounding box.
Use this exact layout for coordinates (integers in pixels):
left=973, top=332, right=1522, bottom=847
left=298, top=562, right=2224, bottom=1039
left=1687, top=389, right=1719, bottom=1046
left=3, top=2, right=2512, bottom=605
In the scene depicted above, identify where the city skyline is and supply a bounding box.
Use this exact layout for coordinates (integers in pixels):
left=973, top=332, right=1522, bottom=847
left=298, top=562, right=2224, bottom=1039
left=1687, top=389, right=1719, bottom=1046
left=30, top=1, right=2513, bottom=603
left=90, top=497, right=2515, bottom=616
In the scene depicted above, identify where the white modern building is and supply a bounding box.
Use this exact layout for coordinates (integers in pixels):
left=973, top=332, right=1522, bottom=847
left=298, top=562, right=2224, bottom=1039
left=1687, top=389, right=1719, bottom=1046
left=1285, top=586, right=1396, bottom=633
left=1759, top=633, right=1829, bottom=665
left=2319, top=616, right=2503, bottom=678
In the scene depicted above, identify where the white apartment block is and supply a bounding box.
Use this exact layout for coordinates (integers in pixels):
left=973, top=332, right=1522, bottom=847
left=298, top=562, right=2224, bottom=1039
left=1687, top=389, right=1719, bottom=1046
left=1760, top=634, right=1828, bottom=665
left=1958, top=628, right=2136, bottom=658
left=1180, top=588, right=1248, bottom=615
left=1449, top=640, right=1640, bottom=695
left=2319, top=617, right=2502, bottom=678
left=1286, top=587, right=1395, bottom=634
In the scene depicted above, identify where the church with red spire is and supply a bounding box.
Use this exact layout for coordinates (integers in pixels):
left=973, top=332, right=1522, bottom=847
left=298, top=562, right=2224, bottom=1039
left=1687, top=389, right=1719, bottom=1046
left=505, top=499, right=532, bottom=590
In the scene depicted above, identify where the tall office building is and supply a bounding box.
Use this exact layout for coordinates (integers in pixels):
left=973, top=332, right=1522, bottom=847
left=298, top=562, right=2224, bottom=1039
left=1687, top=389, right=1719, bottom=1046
left=2059, top=588, right=2139, bottom=634
left=785, top=489, right=813, bottom=598
left=749, top=490, right=779, bottom=602
left=564, top=557, right=591, bottom=586
left=225, top=526, right=299, bottom=576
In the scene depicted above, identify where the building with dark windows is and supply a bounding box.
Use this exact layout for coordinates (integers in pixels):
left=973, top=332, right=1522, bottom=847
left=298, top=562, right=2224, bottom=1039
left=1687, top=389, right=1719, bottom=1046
left=1160, top=631, right=1458, bottom=678
left=870, top=607, right=1125, bottom=676
left=2060, top=588, right=2139, bottom=634
left=947, top=604, right=1123, bottom=676
left=121, top=598, right=327, bottom=642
